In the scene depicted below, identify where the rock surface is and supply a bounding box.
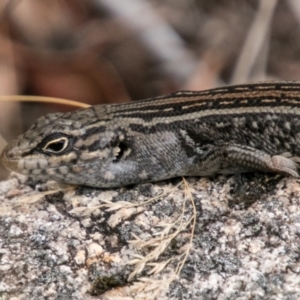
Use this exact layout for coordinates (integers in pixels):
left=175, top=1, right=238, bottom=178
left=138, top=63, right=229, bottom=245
left=1, top=173, right=300, bottom=299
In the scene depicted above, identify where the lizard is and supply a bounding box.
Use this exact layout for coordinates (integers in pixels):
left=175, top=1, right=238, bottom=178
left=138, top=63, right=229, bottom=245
left=2, top=81, right=300, bottom=188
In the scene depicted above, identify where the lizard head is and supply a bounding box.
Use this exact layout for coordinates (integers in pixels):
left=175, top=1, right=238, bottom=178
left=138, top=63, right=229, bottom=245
left=1, top=107, right=137, bottom=188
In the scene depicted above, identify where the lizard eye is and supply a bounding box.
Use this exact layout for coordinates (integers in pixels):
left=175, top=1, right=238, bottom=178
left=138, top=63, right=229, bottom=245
left=43, top=137, right=68, bottom=153
left=39, top=134, right=72, bottom=155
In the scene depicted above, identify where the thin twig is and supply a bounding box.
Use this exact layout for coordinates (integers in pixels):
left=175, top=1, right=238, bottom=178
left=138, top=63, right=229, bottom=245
left=231, top=0, right=278, bottom=84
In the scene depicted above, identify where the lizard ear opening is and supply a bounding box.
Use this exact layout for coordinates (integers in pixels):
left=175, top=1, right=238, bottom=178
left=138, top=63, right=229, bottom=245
left=114, top=141, right=128, bottom=162
left=109, top=132, right=131, bottom=163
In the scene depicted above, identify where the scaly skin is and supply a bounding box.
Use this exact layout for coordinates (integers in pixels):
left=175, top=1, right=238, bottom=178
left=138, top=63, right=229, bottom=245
left=2, top=82, right=300, bottom=187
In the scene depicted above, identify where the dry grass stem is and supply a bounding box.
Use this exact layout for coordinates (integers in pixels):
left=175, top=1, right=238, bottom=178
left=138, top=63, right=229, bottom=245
left=0, top=95, right=90, bottom=108
left=10, top=190, right=62, bottom=206
left=128, top=177, right=197, bottom=299
left=69, top=181, right=183, bottom=216
left=231, top=0, right=278, bottom=83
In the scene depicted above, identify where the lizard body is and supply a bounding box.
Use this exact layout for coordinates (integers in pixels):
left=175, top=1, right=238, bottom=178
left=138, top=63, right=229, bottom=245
left=2, top=82, right=300, bottom=187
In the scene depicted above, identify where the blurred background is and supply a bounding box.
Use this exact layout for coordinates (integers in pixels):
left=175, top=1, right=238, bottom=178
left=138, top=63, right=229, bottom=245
left=0, top=0, right=299, bottom=179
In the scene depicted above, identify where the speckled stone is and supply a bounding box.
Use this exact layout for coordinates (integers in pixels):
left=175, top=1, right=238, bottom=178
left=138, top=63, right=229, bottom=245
left=1, top=172, right=300, bottom=299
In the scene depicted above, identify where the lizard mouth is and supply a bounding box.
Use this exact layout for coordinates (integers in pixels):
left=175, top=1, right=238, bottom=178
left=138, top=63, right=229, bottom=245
left=0, top=146, right=18, bottom=172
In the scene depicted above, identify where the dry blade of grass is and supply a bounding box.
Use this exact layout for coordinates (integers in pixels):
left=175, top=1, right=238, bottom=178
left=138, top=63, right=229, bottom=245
left=231, top=0, right=278, bottom=84
left=9, top=186, right=76, bottom=207
left=0, top=95, right=89, bottom=155
left=0, top=187, right=72, bottom=216
left=174, top=177, right=197, bottom=276
left=11, top=190, right=62, bottom=205
left=69, top=181, right=183, bottom=216
left=128, top=177, right=197, bottom=299
left=0, top=95, right=90, bottom=108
